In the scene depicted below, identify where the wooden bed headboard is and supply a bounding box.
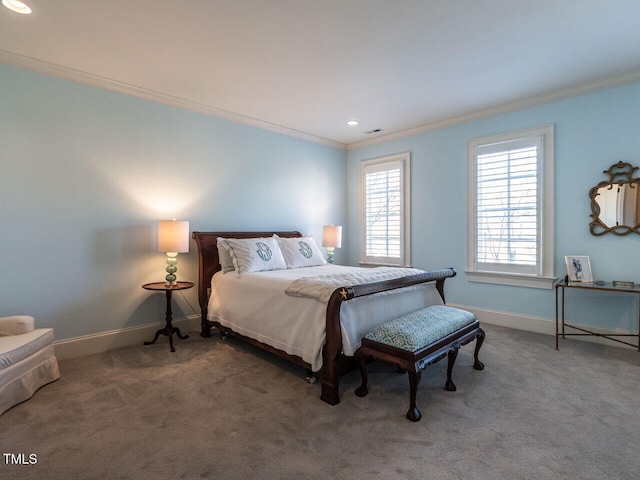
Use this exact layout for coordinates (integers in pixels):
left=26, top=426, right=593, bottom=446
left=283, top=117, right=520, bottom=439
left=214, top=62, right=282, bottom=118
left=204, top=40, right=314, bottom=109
left=191, top=231, right=303, bottom=314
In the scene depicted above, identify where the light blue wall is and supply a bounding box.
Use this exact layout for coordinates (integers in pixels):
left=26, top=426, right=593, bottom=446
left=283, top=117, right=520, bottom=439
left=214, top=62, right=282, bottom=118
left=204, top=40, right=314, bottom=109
left=0, top=64, right=347, bottom=340
left=347, top=82, right=640, bottom=331
left=3, top=63, right=639, bottom=342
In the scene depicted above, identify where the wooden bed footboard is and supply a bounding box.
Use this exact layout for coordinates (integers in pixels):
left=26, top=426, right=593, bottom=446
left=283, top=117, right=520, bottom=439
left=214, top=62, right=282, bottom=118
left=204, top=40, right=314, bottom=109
left=319, top=268, right=456, bottom=405
left=192, top=231, right=456, bottom=406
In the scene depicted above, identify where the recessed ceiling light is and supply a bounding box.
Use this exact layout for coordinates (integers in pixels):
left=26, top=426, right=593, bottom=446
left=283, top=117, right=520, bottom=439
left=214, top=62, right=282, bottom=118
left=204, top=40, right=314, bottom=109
left=346, top=120, right=359, bottom=126
left=2, top=0, right=32, bottom=14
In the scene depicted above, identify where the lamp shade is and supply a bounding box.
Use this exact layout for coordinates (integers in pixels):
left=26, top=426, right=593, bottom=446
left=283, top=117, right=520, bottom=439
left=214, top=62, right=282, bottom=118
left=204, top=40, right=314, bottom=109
left=158, top=220, right=190, bottom=253
left=322, top=225, right=342, bottom=248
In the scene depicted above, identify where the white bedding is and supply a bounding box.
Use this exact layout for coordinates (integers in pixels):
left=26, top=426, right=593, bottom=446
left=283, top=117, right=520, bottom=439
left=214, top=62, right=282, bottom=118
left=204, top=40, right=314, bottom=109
left=207, top=265, right=444, bottom=371
left=285, top=266, right=424, bottom=302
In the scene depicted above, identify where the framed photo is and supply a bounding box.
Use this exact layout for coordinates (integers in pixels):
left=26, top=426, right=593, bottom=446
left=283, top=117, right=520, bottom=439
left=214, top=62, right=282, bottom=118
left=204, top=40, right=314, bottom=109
left=565, top=255, right=593, bottom=283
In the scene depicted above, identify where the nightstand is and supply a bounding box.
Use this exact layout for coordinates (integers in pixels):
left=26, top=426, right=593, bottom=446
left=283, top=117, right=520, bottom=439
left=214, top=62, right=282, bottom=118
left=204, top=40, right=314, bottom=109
left=142, top=281, right=194, bottom=352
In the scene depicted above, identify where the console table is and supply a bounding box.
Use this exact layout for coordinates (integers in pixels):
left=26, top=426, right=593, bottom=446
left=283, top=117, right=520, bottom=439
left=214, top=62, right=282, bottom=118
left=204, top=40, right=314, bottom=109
left=555, top=279, right=640, bottom=351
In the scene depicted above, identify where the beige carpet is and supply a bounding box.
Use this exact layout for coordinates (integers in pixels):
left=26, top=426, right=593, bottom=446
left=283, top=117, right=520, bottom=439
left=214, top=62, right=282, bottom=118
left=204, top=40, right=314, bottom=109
left=1, top=324, right=639, bottom=480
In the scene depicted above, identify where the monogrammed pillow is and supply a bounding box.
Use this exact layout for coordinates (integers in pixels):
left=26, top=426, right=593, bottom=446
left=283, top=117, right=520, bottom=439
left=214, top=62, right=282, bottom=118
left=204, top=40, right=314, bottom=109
left=276, top=235, right=326, bottom=269
left=218, top=235, right=287, bottom=276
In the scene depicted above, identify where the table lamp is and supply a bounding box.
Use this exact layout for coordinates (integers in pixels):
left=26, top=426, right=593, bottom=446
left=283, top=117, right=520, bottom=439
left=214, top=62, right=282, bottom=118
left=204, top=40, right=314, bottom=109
left=322, top=225, right=342, bottom=264
left=158, top=220, right=190, bottom=285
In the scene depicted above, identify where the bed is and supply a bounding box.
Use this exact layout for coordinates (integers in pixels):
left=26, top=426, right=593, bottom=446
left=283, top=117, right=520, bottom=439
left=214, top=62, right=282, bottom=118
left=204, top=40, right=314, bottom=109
left=192, top=230, right=456, bottom=405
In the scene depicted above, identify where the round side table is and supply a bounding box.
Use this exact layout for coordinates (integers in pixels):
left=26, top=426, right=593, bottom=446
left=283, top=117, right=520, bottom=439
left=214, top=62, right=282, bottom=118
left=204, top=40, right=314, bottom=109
left=142, top=281, right=194, bottom=352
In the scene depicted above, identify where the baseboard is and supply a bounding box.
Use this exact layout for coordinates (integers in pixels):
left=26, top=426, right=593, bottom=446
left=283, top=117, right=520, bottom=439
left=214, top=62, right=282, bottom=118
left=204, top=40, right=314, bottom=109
left=449, top=303, right=555, bottom=336
left=53, top=306, right=637, bottom=361
left=449, top=303, right=637, bottom=350
left=53, top=315, right=201, bottom=361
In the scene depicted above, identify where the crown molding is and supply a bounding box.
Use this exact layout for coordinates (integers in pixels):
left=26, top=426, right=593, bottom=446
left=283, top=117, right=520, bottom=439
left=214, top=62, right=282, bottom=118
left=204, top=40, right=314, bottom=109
left=347, top=69, right=640, bottom=150
left=0, top=50, right=347, bottom=150
left=4, top=49, right=640, bottom=153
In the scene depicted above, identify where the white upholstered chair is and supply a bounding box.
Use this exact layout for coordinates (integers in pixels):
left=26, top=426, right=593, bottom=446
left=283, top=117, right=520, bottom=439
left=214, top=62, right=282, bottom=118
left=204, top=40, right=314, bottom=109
left=0, top=316, right=60, bottom=415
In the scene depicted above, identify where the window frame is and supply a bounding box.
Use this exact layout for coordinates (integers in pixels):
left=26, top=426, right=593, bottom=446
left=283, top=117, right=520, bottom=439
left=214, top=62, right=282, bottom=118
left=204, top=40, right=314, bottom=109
left=360, top=152, right=411, bottom=267
left=466, top=125, right=555, bottom=289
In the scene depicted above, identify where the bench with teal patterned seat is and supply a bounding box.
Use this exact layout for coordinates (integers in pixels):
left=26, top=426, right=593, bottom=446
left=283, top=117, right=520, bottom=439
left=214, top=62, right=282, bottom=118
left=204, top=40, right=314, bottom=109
left=355, top=305, right=485, bottom=422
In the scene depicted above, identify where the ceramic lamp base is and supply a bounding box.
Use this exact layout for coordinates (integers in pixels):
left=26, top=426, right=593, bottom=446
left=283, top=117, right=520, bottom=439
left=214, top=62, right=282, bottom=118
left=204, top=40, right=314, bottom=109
left=165, top=252, right=178, bottom=285
left=326, top=247, right=335, bottom=264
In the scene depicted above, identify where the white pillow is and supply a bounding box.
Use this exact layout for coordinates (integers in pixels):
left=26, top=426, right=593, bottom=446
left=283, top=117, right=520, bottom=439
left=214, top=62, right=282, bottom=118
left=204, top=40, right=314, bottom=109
left=277, top=235, right=326, bottom=268
left=0, top=315, right=35, bottom=336
left=218, top=235, right=287, bottom=276
left=216, top=239, right=235, bottom=274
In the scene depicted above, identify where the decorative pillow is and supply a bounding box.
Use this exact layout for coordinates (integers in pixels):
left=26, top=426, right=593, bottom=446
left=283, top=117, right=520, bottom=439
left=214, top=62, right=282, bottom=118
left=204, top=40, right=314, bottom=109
left=277, top=235, right=326, bottom=269
left=218, top=235, right=287, bottom=276
left=0, top=315, right=35, bottom=336
left=216, top=239, right=235, bottom=274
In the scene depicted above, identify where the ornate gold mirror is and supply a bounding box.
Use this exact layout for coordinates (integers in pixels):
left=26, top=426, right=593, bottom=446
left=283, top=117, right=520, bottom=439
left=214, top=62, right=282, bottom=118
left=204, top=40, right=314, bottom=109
left=589, top=161, right=640, bottom=235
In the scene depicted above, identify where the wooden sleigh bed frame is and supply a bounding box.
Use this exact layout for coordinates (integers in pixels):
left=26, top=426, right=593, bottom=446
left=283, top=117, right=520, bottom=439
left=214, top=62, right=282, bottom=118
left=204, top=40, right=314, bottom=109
left=192, top=230, right=456, bottom=406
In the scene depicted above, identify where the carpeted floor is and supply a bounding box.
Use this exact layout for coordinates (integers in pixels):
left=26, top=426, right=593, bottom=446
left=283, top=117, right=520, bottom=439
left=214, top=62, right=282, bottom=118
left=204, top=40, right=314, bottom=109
left=1, top=324, right=639, bottom=480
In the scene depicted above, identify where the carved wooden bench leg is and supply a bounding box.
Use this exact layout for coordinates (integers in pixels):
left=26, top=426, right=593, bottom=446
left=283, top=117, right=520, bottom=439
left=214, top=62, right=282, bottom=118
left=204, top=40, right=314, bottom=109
left=473, top=329, right=485, bottom=371
left=354, top=348, right=369, bottom=397
left=407, top=367, right=422, bottom=422
left=445, top=347, right=458, bottom=392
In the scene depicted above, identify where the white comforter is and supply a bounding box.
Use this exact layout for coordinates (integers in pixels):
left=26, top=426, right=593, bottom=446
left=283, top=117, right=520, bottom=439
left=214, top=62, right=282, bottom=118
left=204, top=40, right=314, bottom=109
left=207, top=265, right=444, bottom=371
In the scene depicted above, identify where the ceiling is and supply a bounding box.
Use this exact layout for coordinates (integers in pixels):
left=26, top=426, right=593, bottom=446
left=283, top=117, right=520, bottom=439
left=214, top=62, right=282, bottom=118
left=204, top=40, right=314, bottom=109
left=2, top=0, right=640, bottom=149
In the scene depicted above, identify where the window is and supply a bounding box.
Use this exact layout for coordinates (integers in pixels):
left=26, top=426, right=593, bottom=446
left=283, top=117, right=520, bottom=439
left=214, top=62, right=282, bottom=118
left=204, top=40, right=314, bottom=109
left=360, top=152, right=410, bottom=267
left=467, top=125, right=555, bottom=289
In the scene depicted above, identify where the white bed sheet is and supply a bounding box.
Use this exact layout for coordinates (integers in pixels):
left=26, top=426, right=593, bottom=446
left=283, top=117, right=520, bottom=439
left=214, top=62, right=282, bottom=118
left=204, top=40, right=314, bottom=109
left=207, top=265, right=444, bottom=371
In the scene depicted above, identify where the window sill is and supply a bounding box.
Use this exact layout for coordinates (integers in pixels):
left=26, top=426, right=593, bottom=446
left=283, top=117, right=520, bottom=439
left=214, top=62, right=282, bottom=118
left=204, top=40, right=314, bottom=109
left=359, top=262, right=411, bottom=268
left=465, top=270, right=556, bottom=289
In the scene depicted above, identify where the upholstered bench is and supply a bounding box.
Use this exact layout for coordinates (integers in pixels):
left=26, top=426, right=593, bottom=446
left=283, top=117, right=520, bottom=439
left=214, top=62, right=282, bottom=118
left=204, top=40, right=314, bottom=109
left=355, top=305, right=485, bottom=422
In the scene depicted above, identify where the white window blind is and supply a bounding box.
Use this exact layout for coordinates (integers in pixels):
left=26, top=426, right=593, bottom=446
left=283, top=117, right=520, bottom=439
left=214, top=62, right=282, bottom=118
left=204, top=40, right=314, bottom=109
left=365, top=165, right=401, bottom=258
left=475, top=140, right=540, bottom=274
left=360, top=153, right=410, bottom=266
left=467, top=125, right=555, bottom=289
